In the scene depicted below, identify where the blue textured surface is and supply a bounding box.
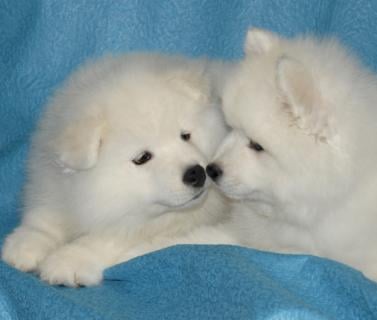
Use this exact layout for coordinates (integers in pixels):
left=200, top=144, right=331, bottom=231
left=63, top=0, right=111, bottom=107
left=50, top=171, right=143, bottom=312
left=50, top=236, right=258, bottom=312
left=1, top=1, right=377, bottom=319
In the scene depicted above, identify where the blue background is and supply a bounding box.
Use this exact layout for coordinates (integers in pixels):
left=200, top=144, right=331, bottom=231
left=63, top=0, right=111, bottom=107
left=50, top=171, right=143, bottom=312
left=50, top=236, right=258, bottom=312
left=1, top=1, right=377, bottom=319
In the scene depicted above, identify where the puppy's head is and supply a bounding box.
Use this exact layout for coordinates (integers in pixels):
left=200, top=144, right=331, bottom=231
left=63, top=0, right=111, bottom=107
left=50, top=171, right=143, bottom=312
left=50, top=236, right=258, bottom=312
left=49, top=54, right=227, bottom=223
left=208, top=29, right=362, bottom=209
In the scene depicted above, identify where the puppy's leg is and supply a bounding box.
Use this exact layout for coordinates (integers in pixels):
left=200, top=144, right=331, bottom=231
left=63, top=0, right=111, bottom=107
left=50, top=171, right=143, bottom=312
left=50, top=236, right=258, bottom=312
left=38, top=225, right=238, bottom=287
left=2, top=207, right=68, bottom=272
left=365, top=267, right=377, bottom=282
left=117, top=224, right=238, bottom=263
left=38, top=230, right=124, bottom=287
left=354, top=257, right=377, bottom=283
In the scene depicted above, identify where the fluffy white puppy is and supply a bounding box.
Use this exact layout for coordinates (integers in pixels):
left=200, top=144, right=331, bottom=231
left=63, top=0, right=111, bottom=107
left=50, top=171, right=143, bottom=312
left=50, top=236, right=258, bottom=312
left=1, top=53, right=231, bottom=286
left=207, top=29, right=377, bottom=281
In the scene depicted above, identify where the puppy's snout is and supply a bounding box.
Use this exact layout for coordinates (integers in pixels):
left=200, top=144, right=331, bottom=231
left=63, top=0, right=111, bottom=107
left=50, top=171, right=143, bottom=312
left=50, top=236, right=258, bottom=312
left=183, top=165, right=206, bottom=188
left=206, top=163, right=223, bottom=182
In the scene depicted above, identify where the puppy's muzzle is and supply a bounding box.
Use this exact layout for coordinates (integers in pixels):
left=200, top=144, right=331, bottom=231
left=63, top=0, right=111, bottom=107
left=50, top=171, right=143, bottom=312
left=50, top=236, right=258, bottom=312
left=183, top=165, right=206, bottom=188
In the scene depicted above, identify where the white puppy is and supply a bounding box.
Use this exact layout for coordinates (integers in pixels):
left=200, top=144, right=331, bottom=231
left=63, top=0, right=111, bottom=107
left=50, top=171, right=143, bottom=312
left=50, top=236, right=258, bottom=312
left=1, top=53, right=231, bottom=286
left=207, top=29, right=377, bottom=281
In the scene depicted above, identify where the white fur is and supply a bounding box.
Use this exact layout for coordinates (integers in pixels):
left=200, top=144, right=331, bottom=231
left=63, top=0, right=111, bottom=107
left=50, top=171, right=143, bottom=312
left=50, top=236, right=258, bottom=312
left=1, top=53, right=230, bottom=286
left=212, top=28, right=377, bottom=281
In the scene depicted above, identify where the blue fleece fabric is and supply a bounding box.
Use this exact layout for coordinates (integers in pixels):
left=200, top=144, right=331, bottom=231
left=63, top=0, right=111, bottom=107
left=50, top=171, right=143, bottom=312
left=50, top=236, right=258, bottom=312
left=1, top=1, right=377, bottom=319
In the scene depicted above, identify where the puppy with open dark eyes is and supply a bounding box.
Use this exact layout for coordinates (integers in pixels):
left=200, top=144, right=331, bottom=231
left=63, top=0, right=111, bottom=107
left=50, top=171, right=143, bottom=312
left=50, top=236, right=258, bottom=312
left=208, top=29, right=377, bottom=282
left=1, top=53, right=233, bottom=286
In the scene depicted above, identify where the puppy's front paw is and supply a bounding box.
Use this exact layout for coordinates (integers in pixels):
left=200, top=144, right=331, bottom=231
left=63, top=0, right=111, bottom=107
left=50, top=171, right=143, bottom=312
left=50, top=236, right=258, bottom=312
left=39, top=246, right=104, bottom=287
left=2, top=226, right=57, bottom=272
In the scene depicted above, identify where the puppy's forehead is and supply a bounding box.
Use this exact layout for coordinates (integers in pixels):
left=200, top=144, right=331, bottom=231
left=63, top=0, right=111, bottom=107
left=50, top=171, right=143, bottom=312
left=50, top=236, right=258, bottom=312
left=105, top=85, right=205, bottom=138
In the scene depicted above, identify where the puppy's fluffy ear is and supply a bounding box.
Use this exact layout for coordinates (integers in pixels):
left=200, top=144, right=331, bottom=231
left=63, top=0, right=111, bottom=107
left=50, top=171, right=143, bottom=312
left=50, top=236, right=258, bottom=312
left=167, top=68, right=211, bottom=103
left=172, top=77, right=208, bottom=102
left=53, top=116, right=105, bottom=171
left=276, top=56, right=331, bottom=140
left=206, top=60, right=235, bottom=103
left=244, top=28, right=280, bottom=55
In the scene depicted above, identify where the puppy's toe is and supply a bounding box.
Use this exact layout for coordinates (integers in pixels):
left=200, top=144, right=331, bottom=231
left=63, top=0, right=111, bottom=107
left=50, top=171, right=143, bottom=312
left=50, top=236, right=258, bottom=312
left=39, top=246, right=104, bottom=287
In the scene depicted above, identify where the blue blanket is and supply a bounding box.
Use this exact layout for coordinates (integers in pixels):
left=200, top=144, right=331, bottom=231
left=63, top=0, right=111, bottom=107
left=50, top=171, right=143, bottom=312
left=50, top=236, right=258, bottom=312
left=1, top=1, right=377, bottom=319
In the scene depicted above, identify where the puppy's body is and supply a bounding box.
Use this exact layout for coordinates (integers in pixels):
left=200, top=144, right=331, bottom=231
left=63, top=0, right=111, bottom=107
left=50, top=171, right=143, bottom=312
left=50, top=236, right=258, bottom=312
left=210, top=29, right=377, bottom=281
left=2, top=53, right=231, bottom=286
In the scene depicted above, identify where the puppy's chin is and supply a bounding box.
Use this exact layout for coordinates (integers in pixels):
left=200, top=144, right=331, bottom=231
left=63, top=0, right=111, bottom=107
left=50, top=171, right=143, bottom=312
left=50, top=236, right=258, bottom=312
left=216, top=181, right=255, bottom=201
left=221, top=190, right=248, bottom=201
left=160, top=188, right=208, bottom=211
left=220, top=184, right=273, bottom=207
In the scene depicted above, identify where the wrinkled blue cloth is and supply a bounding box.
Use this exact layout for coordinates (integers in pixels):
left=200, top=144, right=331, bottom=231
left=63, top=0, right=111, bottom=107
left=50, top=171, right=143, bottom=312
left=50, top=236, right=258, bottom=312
left=1, top=1, right=377, bottom=319
left=1, top=245, right=377, bottom=320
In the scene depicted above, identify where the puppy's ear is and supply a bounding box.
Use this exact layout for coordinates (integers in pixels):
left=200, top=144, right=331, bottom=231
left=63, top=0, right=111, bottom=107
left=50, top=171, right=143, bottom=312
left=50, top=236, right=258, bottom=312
left=276, top=56, right=331, bottom=140
left=244, top=28, right=280, bottom=55
left=167, top=69, right=210, bottom=103
left=206, top=60, right=235, bottom=103
left=53, top=116, right=105, bottom=171
left=172, top=77, right=208, bottom=102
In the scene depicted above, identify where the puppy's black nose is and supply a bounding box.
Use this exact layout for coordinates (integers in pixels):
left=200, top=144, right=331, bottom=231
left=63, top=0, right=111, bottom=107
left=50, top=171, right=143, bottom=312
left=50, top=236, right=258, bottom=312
left=183, top=165, right=206, bottom=188
left=206, top=163, right=223, bottom=182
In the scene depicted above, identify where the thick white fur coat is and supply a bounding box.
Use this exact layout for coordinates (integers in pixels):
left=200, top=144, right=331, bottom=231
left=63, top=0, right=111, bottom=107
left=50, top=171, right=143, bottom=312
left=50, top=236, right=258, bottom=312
left=2, top=53, right=231, bottom=286
left=212, top=29, right=377, bottom=281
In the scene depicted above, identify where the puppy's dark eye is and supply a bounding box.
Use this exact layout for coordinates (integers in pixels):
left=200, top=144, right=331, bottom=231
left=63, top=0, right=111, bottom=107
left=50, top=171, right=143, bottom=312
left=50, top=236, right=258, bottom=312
left=248, top=140, right=264, bottom=152
left=180, top=131, right=191, bottom=141
left=132, top=151, right=153, bottom=165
